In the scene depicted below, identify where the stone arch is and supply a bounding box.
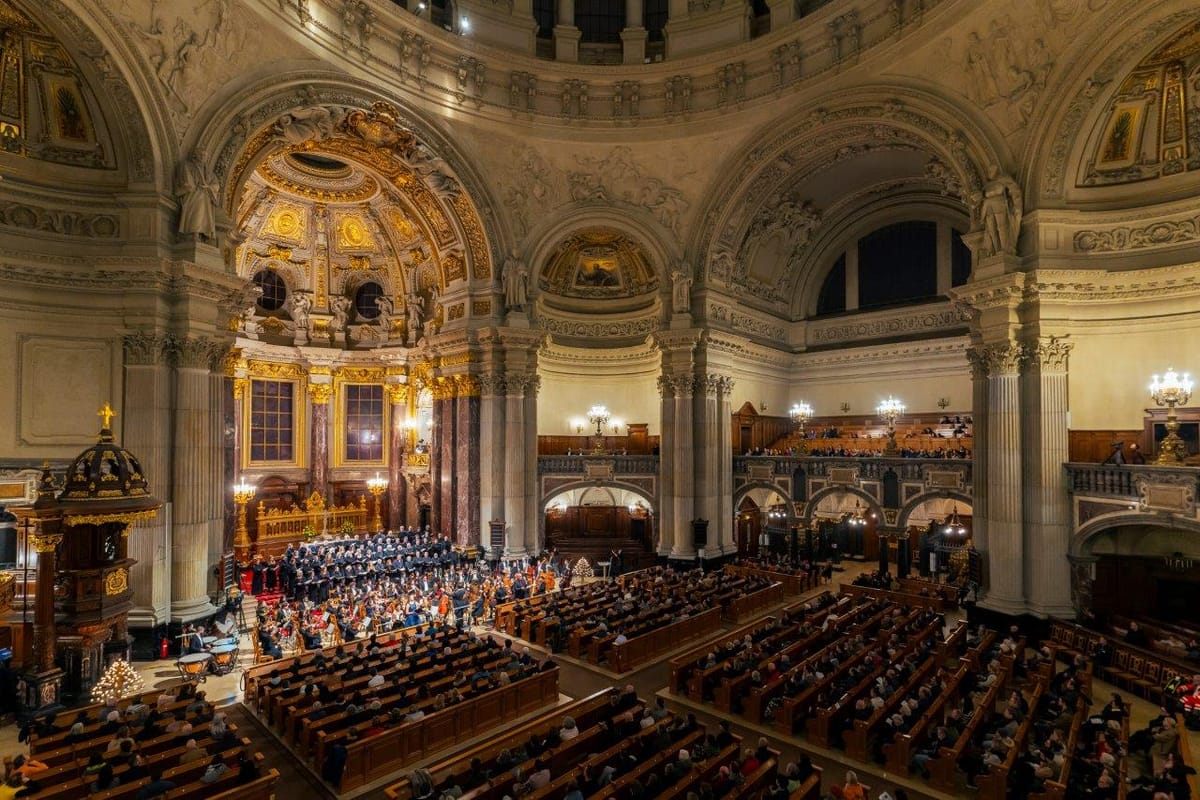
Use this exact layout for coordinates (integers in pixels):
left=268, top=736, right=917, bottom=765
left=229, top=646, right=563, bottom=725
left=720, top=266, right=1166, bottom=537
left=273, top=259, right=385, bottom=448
left=801, top=484, right=883, bottom=523
left=0, top=0, right=170, bottom=190
left=187, top=73, right=503, bottom=287
left=1070, top=512, right=1200, bottom=558
left=732, top=480, right=796, bottom=523
left=1024, top=0, right=1200, bottom=204
left=897, top=490, right=974, bottom=532
left=541, top=480, right=657, bottom=513
left=693, top=85, right=1008, bottom=301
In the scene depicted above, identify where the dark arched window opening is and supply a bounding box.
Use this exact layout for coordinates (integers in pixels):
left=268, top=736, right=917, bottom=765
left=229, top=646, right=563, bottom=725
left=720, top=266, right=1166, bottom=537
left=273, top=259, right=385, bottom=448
left=951, top=227, right=972, bottom=287
left=253, top=270, right=287, bottom=312
left=354, top=282, right=385, bottom=320
left=576, top=0, right=624, bottom=42
left=858, top=221, right=937, bottom=309
left=815, top=254, right=846, bottom=316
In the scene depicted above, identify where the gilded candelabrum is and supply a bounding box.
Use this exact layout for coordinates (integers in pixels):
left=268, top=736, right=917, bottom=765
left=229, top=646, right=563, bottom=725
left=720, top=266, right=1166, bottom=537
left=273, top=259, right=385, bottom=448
left=367, top=473, right=388, bottom=532
left=789, top=402, right=813, bottom=453
left=232, top=480, right=256, bottom=551
left=877, top=396, right=905, bottom=456
left=1150, top=368, right=1194, bottom=465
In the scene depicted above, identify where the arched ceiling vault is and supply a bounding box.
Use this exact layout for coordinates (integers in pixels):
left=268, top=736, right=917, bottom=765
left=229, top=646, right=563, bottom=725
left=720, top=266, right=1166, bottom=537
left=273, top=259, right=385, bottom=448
left=696, top=88, right=999, bottom=316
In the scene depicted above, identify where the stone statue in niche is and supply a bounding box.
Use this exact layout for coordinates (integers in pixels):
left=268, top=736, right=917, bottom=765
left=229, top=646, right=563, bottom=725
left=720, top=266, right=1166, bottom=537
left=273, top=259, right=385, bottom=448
left=290, top=291, right=313, bottom=344
left=330, top=295, right=351, bottom=338
left=670, top=262, right=693, bottom=313
left=977, top=170, right=1023, bottom=257
left=502, top=249, right=529, bottom=311
left=176, top=152, right=219, bottom=242
left=375, top=295, right=395, bottom=340
left=404, top=292, right=424, bottom=347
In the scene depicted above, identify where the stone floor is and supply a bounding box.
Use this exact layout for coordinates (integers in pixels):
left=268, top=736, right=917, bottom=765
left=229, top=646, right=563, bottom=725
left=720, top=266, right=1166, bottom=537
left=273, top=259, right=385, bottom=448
left=0, top=564, right=1195, bottom=800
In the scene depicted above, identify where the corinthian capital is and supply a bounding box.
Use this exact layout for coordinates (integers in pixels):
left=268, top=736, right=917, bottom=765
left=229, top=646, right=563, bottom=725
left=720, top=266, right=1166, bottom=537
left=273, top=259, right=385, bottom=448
left=122, top=331, right=173, bottom=366
left=969, top=341, right=1023, bottom=376
left=173, top=336, right=226, bottom=370
left=1027, top=336, right=1073, bottom=372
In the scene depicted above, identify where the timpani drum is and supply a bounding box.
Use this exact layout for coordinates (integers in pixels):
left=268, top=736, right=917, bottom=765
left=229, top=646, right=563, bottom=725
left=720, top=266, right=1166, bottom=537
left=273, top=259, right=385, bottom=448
left=212, top=637, right=238, bottom=648
left=209, top=644, right=238, bottom=676
left=201, top=636, right=218, bottom=649
left=177, top=652, right=212, bottom=682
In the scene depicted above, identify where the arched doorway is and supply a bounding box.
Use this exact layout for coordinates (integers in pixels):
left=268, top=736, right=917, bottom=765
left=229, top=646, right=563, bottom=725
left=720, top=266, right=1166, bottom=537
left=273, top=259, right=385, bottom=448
left=734, top=487, right=792, bottom=559
left=900, top=496, right=974, bottom=579
left=543, top=485, right=655, bottom=572
left=1076, top=522, right=1200, bottom=625
left=807, top=489, right=881, bottom=562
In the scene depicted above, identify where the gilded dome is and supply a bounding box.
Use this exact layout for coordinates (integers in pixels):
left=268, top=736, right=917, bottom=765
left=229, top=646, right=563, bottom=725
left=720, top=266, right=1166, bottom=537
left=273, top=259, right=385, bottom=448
left=58, top=407, right=152, bottom=503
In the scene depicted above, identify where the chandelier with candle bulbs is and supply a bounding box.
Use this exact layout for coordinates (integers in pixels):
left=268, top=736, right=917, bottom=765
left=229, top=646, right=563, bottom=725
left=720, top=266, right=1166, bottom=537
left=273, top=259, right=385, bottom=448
left=1149, top=368, right=1193, bottom=464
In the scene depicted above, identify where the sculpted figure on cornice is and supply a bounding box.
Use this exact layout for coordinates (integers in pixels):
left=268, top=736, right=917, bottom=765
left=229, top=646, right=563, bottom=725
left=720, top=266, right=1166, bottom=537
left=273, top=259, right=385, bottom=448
left=273, top=106, right=346, bottom=145
left=975, top=170, right=1022, bottom=258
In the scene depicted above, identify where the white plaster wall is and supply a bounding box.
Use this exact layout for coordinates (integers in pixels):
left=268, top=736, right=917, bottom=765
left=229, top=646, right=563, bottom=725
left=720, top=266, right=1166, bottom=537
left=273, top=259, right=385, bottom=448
left=538, top=368, right=662, bottom=436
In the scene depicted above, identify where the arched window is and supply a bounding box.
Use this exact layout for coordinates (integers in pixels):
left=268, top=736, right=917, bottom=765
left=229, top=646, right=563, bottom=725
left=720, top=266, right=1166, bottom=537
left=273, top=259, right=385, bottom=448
left=354, top=281, right=385, bottom=320
left=858, top=221, right=936, bottom=309
left=253, top=270, right=288, bottom=312
left=815, top=254, right=846, bottom=316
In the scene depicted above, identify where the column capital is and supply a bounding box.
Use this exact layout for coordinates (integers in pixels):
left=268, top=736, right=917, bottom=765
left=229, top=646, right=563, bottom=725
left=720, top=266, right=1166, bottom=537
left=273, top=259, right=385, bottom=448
left=308, top=384, right=334, bottom=405
left=385, top=384, right=408, bottom=405
left=122, top=331, right=173, bottom=366
left=30, top=532, right=63, bottom=553
left=1025, top=336, right=1073, bottom=372
left=968, top=340, right=1023, bottom=376
left=477, top=372, right=505, bottom=397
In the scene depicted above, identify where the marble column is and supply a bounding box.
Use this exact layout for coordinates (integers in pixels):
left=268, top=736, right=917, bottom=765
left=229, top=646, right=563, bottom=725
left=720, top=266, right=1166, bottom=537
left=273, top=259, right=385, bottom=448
left=208, top=369, right=226, bottom=584
left=122, top=332, right=173, bottom=629
left=976, top=341, right=1025, bottom=614
left=1023, top=337, right=1074, bottom=617
left=170, top=337, right=222, bottom=622
left=657, top=375, right=676, bottom=556
left=716, top=377, right=735, bottom=554
left=454, top=377, right=481, bottom=547
left=30, top=531, right=61, bottom=672
left=478, top=373, right=506, bottom=556
left=503, top=375, right=528, bottom=557
left=308, top=382, right=332, bottom=500
left=967, top=348, right=989, bottom=561
left=671, top=375, right=696, bottom=560
left=386, top=385, right=408, bottom=530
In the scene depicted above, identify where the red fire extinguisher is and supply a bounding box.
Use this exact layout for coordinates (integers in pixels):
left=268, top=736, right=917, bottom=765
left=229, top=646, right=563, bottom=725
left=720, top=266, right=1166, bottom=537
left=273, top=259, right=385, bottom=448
left=159, top=637, right=169, bottom=659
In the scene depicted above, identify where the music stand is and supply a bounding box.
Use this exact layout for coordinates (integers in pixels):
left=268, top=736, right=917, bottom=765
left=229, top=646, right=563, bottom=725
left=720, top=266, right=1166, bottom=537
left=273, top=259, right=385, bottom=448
left=598, top=561, right=611, bottom=580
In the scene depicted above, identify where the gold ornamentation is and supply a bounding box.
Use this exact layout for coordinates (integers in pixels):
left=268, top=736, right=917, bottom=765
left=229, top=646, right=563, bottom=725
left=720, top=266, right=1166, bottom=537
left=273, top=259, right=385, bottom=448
left=308, top=366, right=332, bottom=376
left=259, top=317, right=286, bottom=335
left=405, top=453, right=431, bottom=468
left=247, top=360, right=305, bottom=379
left=29, top=532, right=63, bottom=553
left=97, top=402, right=115, bottom=429
left=472, top=300, right=491, bottom=316
left=438, top=353, right=475, bottom=368
left=258, top=161, right=378, bottom=203
left=385, top=384, right=407, bottom=404
left=266, top=244, right=294, bottom=261
left=62, top=509, right=157, bottom=527
left=308, top=384, right=333, bottom=404
left=454, top=374, right=480, bottom=397
left=335, top=213, right=375, bottom=252
left=232, top=377, right=249, bottom=399
left=222, top=349, right=245, bottom=377
left=431, top=376, right=455, bottom=400
left=104, top=568, right=128, bottom=596
left=447, top=303, right=465, bottom=322
left=334, top=366, right=386, bottom=382
left=348, top=255, right=372, bottom=270
left=263, top=203, right=308, bottom=242
left=443, top=252, right=466, bottom=282
left=451, top=193, right=492, bottom=280
left=387, top=208, right=417, bottom=241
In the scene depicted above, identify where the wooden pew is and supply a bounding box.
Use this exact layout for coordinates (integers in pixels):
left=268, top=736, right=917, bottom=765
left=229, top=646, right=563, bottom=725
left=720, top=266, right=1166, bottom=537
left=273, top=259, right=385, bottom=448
left=975, top=680, right=1046, bottom=800
left=926, top=661, right=1011, bottom=793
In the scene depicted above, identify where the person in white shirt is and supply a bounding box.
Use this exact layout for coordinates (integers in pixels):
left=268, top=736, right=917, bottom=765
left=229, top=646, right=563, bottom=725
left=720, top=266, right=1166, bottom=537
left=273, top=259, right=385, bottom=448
left=559, top=716, right=579, bottom=741
left=368, top=672, right=385, bottom=689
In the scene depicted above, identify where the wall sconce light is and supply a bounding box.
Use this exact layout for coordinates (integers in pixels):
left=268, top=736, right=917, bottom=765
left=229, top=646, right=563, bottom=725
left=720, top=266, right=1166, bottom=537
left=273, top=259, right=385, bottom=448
left=840, top=402, right=850, bottom=413
left=938, top=397, right=950, bottom=409
left=759, top=402, right=767, bottom=412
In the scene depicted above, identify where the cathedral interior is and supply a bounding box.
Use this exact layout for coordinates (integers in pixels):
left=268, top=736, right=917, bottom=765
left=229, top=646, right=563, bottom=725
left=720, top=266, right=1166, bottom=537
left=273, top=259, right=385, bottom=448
left=0, top=0, right=1198, bottom=796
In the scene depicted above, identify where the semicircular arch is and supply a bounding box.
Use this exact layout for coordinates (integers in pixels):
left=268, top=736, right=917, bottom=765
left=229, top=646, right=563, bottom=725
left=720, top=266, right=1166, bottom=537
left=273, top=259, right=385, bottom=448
left=541, top=480, right=657, bottom=514
left=1071, top=512, right=1200, bottom=558
left=897, top=489, right=974, bottom=532
left=802, top=484, right=883, bottom=523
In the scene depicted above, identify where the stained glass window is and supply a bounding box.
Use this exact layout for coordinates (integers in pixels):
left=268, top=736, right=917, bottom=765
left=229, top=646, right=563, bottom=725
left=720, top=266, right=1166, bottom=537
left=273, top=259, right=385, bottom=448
left=249, top=380, right=295, bottom=462
left=344, top=384, right=385, bottom=462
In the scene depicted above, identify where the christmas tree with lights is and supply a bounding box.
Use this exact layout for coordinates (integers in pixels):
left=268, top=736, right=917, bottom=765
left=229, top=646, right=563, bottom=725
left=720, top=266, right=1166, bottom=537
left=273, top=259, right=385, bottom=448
left=90, top=659, right=145, bottom=704
left=571, top=557, right=594, bottom=580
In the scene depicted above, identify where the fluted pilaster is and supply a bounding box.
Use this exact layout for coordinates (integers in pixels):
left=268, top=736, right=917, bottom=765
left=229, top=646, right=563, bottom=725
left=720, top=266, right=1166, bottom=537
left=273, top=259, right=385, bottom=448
left=671, top=374, right=696, bottom=559
left=715, top=376, right=735, bottom=554
left=503, top=373, right=530, bottom=556
left=1023, top=337, right=1074, bottom=617
left=122, top=332, right=173, bottom=628
left=170, top=336, right=225, bottom=621
left=975, top=341, right=1025, bottom=614
left=657, top=375, right=676, bottom=556
left=478, top=373, right=505, bottom=554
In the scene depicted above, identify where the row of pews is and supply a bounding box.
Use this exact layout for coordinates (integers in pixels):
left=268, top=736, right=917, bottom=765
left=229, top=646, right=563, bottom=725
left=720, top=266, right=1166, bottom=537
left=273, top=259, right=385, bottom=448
left=494, top=566, right=783, bottom=673
left=24, top=685, right=277, bottom=800
left=243, top=625, right=559, bottom=792
left=1049, top=619, right=1193, bottom=704
left=382, top=687, right=821, bottom=800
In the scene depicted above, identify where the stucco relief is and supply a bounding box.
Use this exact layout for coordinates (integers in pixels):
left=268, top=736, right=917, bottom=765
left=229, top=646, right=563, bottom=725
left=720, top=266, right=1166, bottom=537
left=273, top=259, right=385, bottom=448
left=114, top=0, right=288, bottom=132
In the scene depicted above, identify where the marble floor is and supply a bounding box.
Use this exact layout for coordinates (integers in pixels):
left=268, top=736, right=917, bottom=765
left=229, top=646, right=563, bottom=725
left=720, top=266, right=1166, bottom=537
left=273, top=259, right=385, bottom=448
left=1, top=563, right=1196, bottom=800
